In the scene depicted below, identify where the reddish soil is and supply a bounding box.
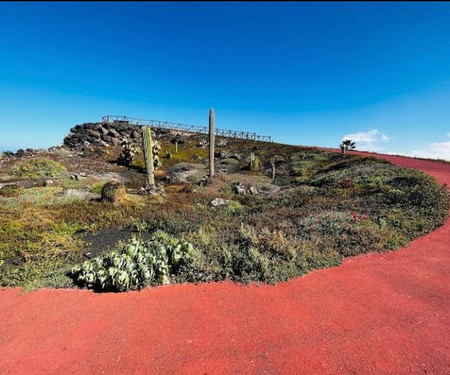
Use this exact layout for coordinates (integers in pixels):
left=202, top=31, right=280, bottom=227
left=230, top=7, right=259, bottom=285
left=1, top=152, right=449, bottom=375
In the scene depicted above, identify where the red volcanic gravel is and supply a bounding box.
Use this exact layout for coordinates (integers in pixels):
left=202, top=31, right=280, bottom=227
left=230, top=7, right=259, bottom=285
left=0, top=153, right=449, bottom=374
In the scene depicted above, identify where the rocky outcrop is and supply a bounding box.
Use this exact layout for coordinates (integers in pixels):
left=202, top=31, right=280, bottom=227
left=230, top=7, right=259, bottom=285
left=63, top=122, right=181, bottom=150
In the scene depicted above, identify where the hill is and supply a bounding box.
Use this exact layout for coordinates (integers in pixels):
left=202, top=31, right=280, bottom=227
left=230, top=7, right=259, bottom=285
left=0, top=122, right=448, bottom=291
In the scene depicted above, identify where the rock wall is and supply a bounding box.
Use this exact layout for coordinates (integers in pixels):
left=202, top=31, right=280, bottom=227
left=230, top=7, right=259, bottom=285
left=63, top=122, right=180, bottom=149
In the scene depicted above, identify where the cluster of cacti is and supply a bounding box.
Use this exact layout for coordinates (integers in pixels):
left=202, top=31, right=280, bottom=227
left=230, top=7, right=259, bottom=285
left=118, top=137, right=138, bottom=166
left=70, top=231, right=195, bottom=292
left=247, top=151, right=261, bottom=172
left=209, top=108, right=215, bottom=177
left=101, top=181, right=126, bottom=203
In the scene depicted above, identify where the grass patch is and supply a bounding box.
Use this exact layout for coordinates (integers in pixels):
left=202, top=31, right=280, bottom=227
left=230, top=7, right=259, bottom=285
left=9, top=157, right=67, bottom=178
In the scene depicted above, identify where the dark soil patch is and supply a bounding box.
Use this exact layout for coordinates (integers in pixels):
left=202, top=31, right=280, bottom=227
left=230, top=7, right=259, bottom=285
left=80, top=228, right=139, bottom=259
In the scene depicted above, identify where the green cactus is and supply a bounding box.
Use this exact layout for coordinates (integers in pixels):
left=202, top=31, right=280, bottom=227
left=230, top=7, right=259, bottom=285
left=142, top=126, right=155, bottom=186
left=271, top=158, right=276, bottom=181
left=101, top=181, right=126, bottom=203
left=209, top=108, right=215, bottom=177
left=118, top=137, right=138, bottom=167
left=70, top=231, right=195, bottom=292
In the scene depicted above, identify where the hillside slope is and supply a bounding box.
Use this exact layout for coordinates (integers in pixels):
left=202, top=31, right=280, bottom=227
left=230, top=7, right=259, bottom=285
left=0, top=152, right=449, bottom=374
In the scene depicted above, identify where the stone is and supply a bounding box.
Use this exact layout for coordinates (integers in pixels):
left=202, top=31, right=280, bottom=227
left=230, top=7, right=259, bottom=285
left=131, top=131, right=141, bottom=139
left=232, top=182, right=258, bottom=195
left=108, top=129, right=121, bottom=138
left=102, top=135, right=113, bottom=143
left=138, top=182, right=166, bottom=196
left=87, top=130, right=101, bottom=138
left=99, top=126, right=109, bottom=135
left=210, top=198, right=230, bottom=207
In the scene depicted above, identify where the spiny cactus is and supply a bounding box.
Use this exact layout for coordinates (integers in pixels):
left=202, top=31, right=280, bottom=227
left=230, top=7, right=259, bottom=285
left=101, top=181, right=127, bottom=203
left=153, top=141, right=162, bottom=170
left=209, top=108, right=215, bottom=177
left=142, top=126, right=155, bottom=186
left=118, top=137, right=138, bottom=167
left=250, top=152, right=255, bottom=170
left=271, top=158, right=276, bottom=182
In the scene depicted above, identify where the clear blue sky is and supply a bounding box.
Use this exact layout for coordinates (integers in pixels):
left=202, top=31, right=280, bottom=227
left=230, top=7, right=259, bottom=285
left=1, top=2, right=450, bottom=159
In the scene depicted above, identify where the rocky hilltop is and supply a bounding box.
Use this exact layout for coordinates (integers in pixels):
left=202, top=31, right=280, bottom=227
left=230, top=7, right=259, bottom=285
left=63, top=122, right=191, bottom=150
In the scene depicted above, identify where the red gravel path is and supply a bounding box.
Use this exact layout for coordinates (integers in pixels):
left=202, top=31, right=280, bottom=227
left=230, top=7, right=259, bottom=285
left=1, top=153, right=449, bottom=375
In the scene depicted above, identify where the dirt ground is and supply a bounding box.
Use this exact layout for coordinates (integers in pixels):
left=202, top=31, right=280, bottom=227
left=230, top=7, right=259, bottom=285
left=0, top=151, right=449, bottom=375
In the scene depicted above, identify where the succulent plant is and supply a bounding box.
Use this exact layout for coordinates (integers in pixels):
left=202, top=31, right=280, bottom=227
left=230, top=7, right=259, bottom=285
left=250, top=152, right=255, bottom=170
left=101, top=181, right=126, bottom=203
left=70, top=231, right=195, bottom=292
left=118, top=137, right=138, bottom=166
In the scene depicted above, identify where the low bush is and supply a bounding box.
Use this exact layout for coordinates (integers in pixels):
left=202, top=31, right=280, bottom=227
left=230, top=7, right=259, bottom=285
left=9, top=157, right=66, bottom=178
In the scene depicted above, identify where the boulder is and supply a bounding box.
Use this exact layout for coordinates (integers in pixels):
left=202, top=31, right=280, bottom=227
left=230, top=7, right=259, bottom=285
left=232, top=182, right=259, bottom=195
left=210, top=198, right=230, bottom=207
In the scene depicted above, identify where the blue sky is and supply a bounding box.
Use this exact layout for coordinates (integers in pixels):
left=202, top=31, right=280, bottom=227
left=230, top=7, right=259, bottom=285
left=1, top=2, right=450, bottom=159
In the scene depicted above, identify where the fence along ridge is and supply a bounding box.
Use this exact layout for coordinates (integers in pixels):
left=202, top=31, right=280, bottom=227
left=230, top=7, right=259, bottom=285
left=102, top=115, right=272, bottom=142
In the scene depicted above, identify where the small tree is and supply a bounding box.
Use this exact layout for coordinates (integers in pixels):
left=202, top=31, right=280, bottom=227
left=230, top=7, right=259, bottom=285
left=340, top=139, right=356, bottom=154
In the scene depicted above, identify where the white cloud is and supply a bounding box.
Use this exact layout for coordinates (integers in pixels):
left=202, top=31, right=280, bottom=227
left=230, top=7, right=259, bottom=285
left=409, top=141, right=450, bottom=161
left=447, top=132, right=450, bottom=138
left=341, top=129, right=390, bottom=152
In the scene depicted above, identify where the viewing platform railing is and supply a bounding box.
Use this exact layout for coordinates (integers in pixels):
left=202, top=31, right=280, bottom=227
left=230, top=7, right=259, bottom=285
left=102, top=115, right=273, bottom=142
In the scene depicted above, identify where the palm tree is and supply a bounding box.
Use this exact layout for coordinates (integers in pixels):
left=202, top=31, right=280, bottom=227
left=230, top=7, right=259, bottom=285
left=340, top=139, right=356, bottom=154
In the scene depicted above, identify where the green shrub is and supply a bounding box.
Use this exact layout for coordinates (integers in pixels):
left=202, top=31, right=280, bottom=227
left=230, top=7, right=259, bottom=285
left=2, top=151, right=14, bottom=158
left=219, top=158, right=240, bottom=166
left=90, top=182, right=104, bottom=195
left=0, top=184, right=23, bottom=197
left=9, top=158, right=66, bottom=178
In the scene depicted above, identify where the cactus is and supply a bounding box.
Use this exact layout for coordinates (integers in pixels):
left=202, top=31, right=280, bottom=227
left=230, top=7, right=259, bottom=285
left=118, top=137, right=138, bottom=167
left=101, top=181, right=126, bottom=203
left=142, top=126, right=155, bottom=186
left=209, top=108, right=215, bottom=177
left=70, top=232, right=195, bottom=292
left=271, top=158, right=276, bottom=182
left=250, top=152, right=255, bottom=170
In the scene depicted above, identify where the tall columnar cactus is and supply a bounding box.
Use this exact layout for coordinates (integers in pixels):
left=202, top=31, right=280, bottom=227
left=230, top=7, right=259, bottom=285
left=142, top=126, right=155, bottom=186
left=209, top=108, right=215, bottom=177
left=250, top=152, right=255, bottom=170
left=271, top=158, right=276, bottom=182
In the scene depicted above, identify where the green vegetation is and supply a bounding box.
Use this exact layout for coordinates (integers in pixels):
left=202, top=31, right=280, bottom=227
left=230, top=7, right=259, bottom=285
left=340, top=139, right=356, bottom=154
left=2, top=151, right=14, bottom=158
left=9, top=157, right=66, bottom=178
left=0, top=139, right=448, bottom=292
left=71, top=232, right=194, bottom=291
